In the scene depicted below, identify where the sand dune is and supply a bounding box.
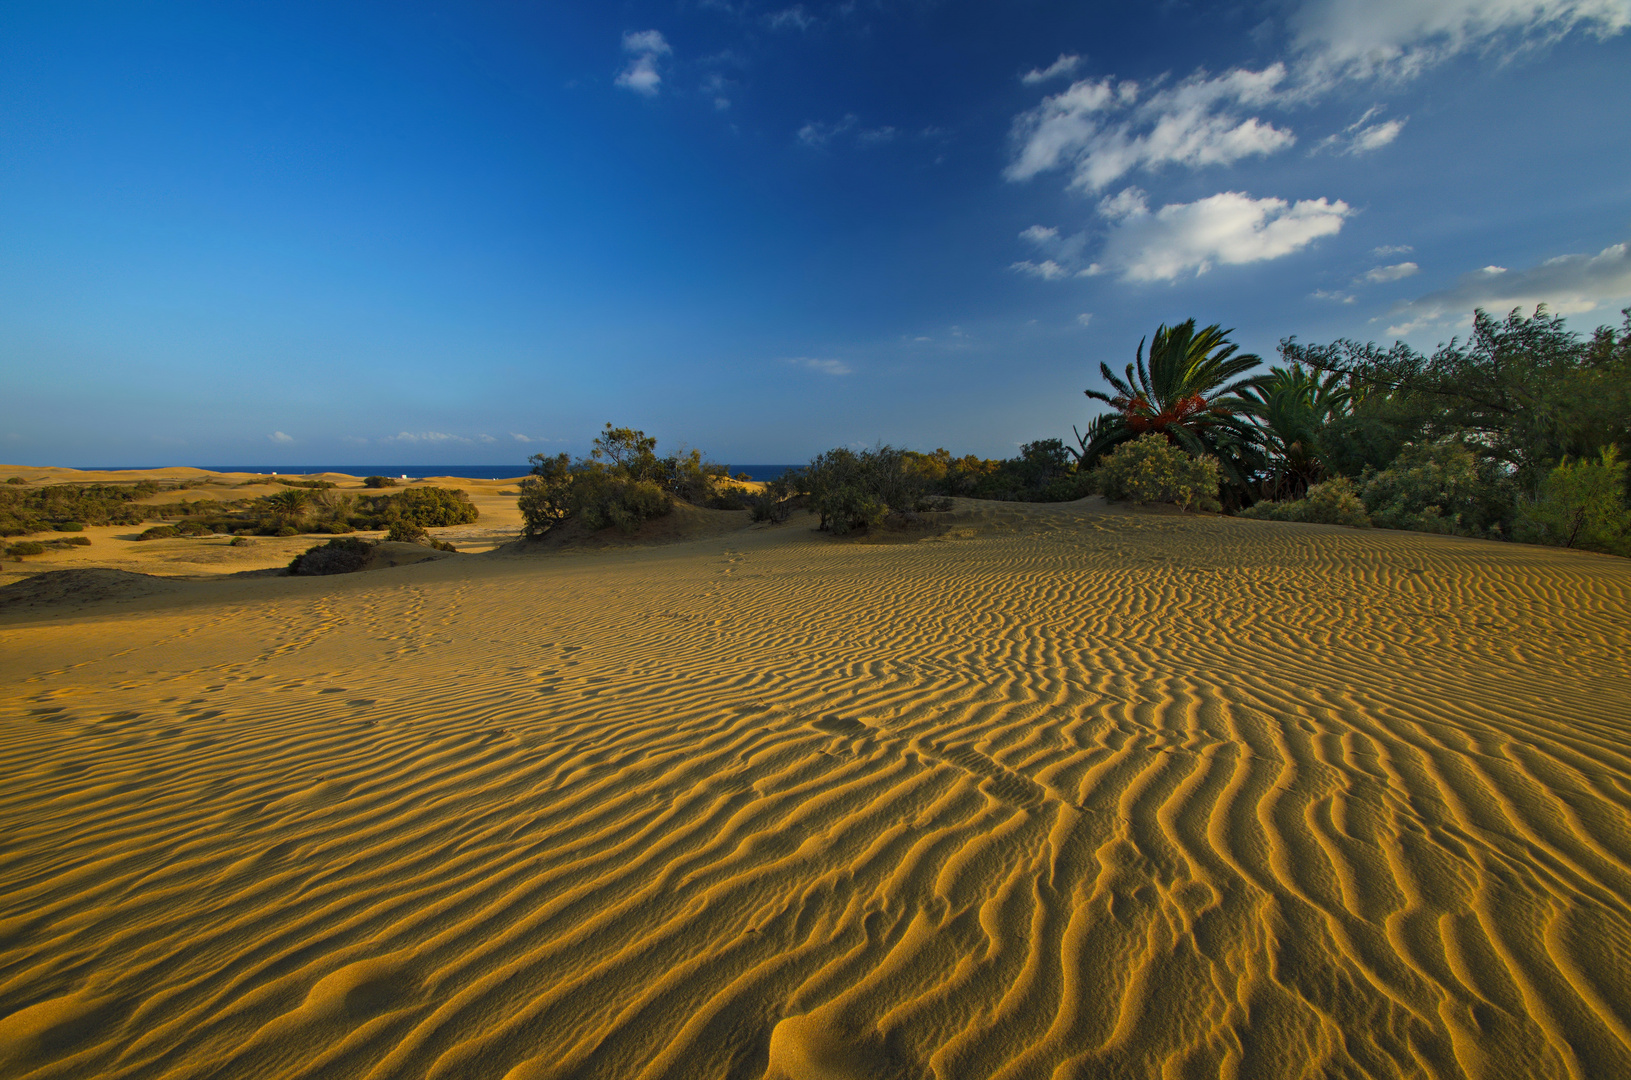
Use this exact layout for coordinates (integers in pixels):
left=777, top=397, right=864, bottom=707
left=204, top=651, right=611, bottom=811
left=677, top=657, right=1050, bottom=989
left=2, top=495, right=1630, bottom=1079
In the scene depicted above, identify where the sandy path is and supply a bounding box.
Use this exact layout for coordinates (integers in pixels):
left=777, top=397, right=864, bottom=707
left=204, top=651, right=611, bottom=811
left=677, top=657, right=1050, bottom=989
left=2, top=501, right=1629, bottom=1079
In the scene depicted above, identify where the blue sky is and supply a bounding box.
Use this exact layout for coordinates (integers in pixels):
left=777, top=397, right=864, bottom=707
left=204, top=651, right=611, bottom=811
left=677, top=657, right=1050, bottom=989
left=3, top=0, right=1630, bottom=466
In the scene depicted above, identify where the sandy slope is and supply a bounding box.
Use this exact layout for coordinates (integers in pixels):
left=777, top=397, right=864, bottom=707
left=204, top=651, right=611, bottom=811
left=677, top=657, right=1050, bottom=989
left=2, top=495, right=1629, bottom=1079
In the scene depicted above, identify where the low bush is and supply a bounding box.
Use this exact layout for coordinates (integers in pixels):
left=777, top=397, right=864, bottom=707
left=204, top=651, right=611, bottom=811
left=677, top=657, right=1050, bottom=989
left=229, top=536, right=252, bottom=547
left=54, top=521, right=84, bottom=531
left=272, top=477, right=336, bottom=490
left=288, top=537, right=377, bottom=575
left=390, top=486, right=478, bottom=528
left=7, top=541, right=46, bottom=558
left=746, top=492, right=792, bottom=523
left=386, top=520, right=429, bottom=544
left=0, top=481, right=158, bottom=535
left=1513, top=447, right=1631, bottom=555
left=1359, top=440, right=1511, bottom=538
left=65, top=536, right=91, bottom=547
left=904, top=439, right=1093, bottom=503
left=138, top=525, right=180, bottom=540
left=363, top=476, right=398, bottom=488
left=1237, top=477, right=1371, bottom=527
left=275, top=525, right=299, bottom=537
left=804, top=445, right=944, bottom=535
left=518, top=436, right=675, bottom=537
left=5, top=477, right=25, bottom=485
left=1092, top=434, right=1222, bottom=511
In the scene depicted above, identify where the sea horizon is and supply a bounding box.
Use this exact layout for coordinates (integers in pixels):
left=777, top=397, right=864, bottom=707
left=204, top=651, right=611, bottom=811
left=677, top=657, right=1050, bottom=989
left=67, top=464, right=805, bottom=482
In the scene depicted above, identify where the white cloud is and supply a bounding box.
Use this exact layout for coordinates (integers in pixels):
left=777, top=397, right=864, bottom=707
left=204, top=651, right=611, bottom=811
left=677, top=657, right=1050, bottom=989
left=476, top=434, right=497, bottom=443
left=1094, top=187, right=1352, bottom=282
left=388, top=431, right=471, bottom=444
left=1010, top=259, right=1071, bottom=280
left=1363, top=261, right=1420, bottom=283
left=1022, top=54, right=1082, bottom=84
left=1313, top=289, right=1357, bottom=303
left=1292, top=0, right=1631, bottom=83
left=1005, top=66, right=1296, bottom=192
left=1348, top=117, right=1406, bottom=152
left=1388, top=242, right=1631, bottom=333
left=783, top=357, right=853, bottom=375
left=766, top=5, right=813, bottom=31
left=1374, top=243, right=1414, bottom=256
left=270, top=431, right=293, bottom=443
left=1077, top=312, right=1095, bottom=326
left=616, top=30, right=671, bottom=96
left=1020, top=225, right=1059, bottom=244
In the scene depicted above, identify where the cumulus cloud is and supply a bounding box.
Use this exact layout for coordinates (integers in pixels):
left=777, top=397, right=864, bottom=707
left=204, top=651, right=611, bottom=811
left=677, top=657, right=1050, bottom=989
left=1388, top=241, right=1631, bottom=333
left=1022, top=54, right=1082, bottom=84
left=616, top=30, right=671, bottom=96
left=1363, top=261, right=1420, bottom=282
left=1005, top=66, right=1296, bottom=192
left=270, top=431, right=294, bottom=443
left=1093, top=187, right=1352, bottom=282
left=784, top=357, right=853, bottom=375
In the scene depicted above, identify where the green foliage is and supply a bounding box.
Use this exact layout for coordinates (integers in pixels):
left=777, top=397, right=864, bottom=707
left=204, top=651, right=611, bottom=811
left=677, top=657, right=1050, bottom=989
left=1513, top=447, right=1631, bottom=555
left=65, top=535, right=91, bottom=546
left=137, top=525, right=180, bottom=540
left=275, top=525, right=299, bottom=537
left=389, top=486, right=478, bottom=527
left=1091, top=433, right=1223, bottom=512
left=1237, top=477, right=1371, bottom=527
left=7, top=541, right=46, bottom=558
left=289, top=537, right=377, bottom=576
left=229, top=535, right=252, bottom=547
left=570, top=472, right=671, bottom=533
left=518, top=453, right=574, bottom=538
left=271, top=477, right=336, bottom=490
left=746, top=492, right=792, bottom=523
left=363, top=475, right=398, bottom=488
left=1240, top=364, right=1354, bottom=500
left=803, top=445, right=945, bottom=535
left=900, top=440, right=1092, bottom=503
left=0, top=482, right=158, bottom=536
left=385, top=520, right=429, bottom=544
left=54, top=521, right=84, bottom=531
left=1358, top=440, right=1512, bottom=537
left=5, top=477, right=25, bottom=485
left=1075, top=320, right=1263, bottom=498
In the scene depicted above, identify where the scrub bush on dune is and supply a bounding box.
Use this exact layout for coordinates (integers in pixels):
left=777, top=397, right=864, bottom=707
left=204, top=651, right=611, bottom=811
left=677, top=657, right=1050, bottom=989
left=1091, top=433, right=1222, bottom=512
left=288, top=537, right=377, bottom=576
left=1237, top=477, right=1371, bottom=527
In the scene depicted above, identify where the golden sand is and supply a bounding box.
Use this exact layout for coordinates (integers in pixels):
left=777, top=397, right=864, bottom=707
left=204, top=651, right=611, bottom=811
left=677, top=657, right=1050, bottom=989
left=2, top=476, right=1630, bottom=1079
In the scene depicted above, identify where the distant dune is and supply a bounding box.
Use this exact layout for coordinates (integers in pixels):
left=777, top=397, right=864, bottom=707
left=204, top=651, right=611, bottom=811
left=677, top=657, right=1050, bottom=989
left=2, top=470, right=1629, bottom=1079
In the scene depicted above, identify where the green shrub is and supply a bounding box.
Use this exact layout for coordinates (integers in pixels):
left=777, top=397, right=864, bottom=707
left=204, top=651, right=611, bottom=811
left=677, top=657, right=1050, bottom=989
left=65, top=536, right=91, bottom=547
left=288, top=537, right=377, bottom=575
left=518, top=453, right=574, bottom=538
left=1238, top=477, right=1371, bottom=526
left=386, top=520, right=429, bottom=544
left=1092, top=433, right=1222, bottom=511
left=275, top=525, right=299, bottom=537
left=229, top=535, right=252, bottom=547
left=5, top=477, right=25, bottom=485
left=390, top=486, right=478, bottom=528
left=1359, top=440, right=1511, bottom=537
left=0, top=481, right=154, bottom=534
left=746, top=492, right=792, bottom=523
left=272, top=477, right=335, bottom=490
left=802, top=445, right=943, bottom=535
left=54, top=521, right=84, bottom=532
left=7, top=541, right=46, bottom=558
left=1513, top=447, right=1631, bottom=555
left=571, top=471, right=672, bottom=532
left=363, top=475, right=398, bottom=488
left=138, top=525, right=180, bottom=541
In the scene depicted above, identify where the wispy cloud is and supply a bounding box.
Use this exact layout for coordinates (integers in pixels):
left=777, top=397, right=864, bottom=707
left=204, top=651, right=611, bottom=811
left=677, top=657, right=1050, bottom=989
left=783, top=357, right=853, bottom=375
left=798, top=114, right=856, bottom=147
left=1021, top=54, right=1082, bottom=84
left=1374, top=243, right=1414, bottom=256
left=1388, top=241, right=1631, bottom=333
left=616, top=30, right=671, bottom=96
left=1010, top=259, right=1071, bottom=280
left=766, top=5, right=813, bottom=32
left=1005, top=67, right=1295, bottom=192
left=1313, top=288, right=1358, bottom=303
left=1077, top=312, right=1095, bottom=326
left=270, top=431, right=294, bottom=444
left=1091, top=187, right=1352, bottom=282
left=387, top=431, right=472, bottom=444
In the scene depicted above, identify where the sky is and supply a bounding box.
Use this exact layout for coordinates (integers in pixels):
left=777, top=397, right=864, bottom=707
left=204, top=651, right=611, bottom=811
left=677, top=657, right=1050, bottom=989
left=3, top=0, right=1630, bottom=467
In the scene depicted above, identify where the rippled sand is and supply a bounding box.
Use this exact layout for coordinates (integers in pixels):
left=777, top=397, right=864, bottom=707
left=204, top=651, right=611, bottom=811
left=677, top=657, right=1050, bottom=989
left=2, top=499, right=1629, bottom=1079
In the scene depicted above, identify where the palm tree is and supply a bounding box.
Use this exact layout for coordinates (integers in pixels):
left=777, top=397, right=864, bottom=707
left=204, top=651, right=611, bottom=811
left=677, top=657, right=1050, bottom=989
left=1072, top=319, right=1264, bottom=487
left=1241, top=365, right=1354, bottom=500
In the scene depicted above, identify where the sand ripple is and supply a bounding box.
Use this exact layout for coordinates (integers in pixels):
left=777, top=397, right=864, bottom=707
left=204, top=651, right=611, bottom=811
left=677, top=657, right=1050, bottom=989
left=2, top=504, right=1629, bottom=1078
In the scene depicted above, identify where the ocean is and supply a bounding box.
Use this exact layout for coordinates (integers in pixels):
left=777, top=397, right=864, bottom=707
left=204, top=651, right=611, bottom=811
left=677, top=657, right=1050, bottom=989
left=91, top=464, right=805, bottom=481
